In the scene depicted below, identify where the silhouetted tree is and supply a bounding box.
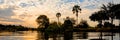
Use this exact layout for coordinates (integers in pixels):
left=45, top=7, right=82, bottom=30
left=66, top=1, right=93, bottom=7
left=0, top=24, right=31, bottom=31
left=78, top=20, right=89, bottom=28
left=101, top=3, right=117, bottom=40
left=113, top=4, right=120, bottom=26
left=72, top=5, right=81, bottom=24
left=101, top=3, right=115, bottom=24
left=89, top=12, right=101, bottom=28
left=36, top=15, right=49, bottom=29
left=64, top=17, right=76, bottom=26
left=46, top=22, right=59, bottom=32
left=103, top=22, right=115, bottom=28
left=63, top=17, right=73, bottom=31
left=89, top=10, right=109, bottom=28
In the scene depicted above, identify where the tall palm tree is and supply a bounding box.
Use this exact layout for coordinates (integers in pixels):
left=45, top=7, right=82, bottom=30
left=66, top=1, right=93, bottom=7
left=56, top=13, right=61, bottom=25
left=72, top=5, right=81, bottom=24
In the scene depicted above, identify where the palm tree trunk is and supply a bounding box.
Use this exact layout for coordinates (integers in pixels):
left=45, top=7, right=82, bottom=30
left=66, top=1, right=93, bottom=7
left=119, top=20, right=120, bottom=26
left=111, top=19, right=114, bottom=40
left=111, top=19, right=113, bottom=24
left=76, top=13, right=78, bottom=25
left=77, top=16, right=78, bottom=25
left=58, top=17, right=60, bottom=27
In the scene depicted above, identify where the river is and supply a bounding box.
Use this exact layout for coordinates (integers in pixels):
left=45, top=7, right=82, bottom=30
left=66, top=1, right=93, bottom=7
left=0, top=31, right=119, bottom=40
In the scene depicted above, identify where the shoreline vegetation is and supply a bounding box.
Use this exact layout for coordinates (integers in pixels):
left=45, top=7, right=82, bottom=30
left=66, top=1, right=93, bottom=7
left=0, top=24, right=120, bottom=32
left=0, top=3, right=120, bottom=33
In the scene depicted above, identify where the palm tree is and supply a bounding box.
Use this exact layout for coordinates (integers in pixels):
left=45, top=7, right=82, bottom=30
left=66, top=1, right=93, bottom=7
left=36, top=15, right=49, bottom=29
left=72, top=5, right=81, bottom=24
left=101, top=3, right=115, bottom=24
left=56, top=13, right=61, bottom=25
left=101, top=3, right=116, bottom=40
left=112, top=4, right=120, bottom=36
left=89, top=10, right=109, bottom=40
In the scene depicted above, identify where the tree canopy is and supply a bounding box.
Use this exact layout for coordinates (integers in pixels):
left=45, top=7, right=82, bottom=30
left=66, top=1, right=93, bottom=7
left=36, top=15, right=49, bottom=29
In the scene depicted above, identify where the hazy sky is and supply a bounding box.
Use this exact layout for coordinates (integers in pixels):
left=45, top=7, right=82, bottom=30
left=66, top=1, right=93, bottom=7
left=0, top=0, right=120, bottom=28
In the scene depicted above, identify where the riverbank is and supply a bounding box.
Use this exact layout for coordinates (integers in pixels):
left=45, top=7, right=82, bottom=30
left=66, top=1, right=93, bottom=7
left=0, top=28, right=119, bottom=32
left=0, top=24, right=119, bottom=32
left=37, top=27, right=120, bottom=33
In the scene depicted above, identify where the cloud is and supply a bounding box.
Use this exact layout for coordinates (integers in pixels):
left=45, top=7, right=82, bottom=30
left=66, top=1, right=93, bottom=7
left=0, top=7, right=14, bottom=18
left=0, top=0, right=4, bottom=4
left=0, top=5, right=24, bottom=25
left=0, top=17, right=23, bottom=22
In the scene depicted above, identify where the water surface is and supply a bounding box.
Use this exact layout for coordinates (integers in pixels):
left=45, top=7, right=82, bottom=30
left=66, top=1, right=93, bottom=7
left=0, top=31, right=119, bottom=40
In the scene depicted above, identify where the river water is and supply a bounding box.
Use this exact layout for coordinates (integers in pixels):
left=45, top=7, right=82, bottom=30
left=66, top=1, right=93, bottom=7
left=0, top=31, right=119, bottom=40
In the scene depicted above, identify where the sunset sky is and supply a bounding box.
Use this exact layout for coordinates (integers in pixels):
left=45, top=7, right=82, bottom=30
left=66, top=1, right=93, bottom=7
left=0, top=0, right=120, bottom=28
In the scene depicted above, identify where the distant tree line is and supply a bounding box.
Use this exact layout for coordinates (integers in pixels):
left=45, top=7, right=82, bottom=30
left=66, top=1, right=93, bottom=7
left=0, top=24, right=36, bottom=31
